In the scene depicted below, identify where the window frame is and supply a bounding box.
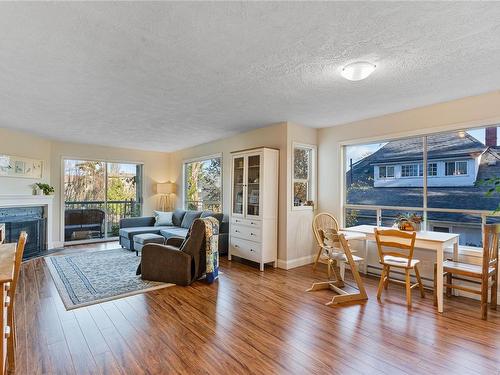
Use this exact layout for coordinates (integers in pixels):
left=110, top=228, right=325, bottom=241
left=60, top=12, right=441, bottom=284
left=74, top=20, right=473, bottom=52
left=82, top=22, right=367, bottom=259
left=379, top=165, right=395, bottom=179
left=445, top=160, right=468, bottom=176
left=182, top=153, right=223, bottom=213
left=292, top=142, right=317, bottom=211
left=401, top=163, right=419, bottom=178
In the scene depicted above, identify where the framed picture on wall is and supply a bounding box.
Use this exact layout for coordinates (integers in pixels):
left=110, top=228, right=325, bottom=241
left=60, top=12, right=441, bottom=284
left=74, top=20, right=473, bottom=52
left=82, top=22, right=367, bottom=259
left=0, top=154, right=43, bottom=179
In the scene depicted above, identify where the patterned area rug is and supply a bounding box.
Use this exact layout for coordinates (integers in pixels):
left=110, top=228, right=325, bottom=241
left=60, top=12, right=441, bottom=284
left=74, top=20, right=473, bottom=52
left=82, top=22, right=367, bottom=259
left=45, top=249, right=174, bottom=310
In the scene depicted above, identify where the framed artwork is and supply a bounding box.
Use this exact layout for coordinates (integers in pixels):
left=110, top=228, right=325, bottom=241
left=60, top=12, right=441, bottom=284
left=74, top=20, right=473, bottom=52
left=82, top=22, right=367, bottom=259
left=0, top=154, right=43, bottom=179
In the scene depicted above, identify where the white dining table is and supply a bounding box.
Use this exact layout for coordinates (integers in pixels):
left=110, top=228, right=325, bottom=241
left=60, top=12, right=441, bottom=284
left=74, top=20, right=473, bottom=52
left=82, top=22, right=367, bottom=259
left=341, top=225, right=460, bottom=313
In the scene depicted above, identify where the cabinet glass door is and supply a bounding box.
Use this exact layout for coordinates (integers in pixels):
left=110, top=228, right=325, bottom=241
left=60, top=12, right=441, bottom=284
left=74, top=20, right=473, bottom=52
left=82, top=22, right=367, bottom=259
left=246, top=154, right=261, bottom=217
left=233, top=156, right=245, bottom=215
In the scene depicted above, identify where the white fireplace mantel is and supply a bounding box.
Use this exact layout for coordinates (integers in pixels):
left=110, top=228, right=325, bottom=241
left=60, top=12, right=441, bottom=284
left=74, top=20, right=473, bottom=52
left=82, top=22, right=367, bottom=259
left=0, top=194, right=57, bottom=249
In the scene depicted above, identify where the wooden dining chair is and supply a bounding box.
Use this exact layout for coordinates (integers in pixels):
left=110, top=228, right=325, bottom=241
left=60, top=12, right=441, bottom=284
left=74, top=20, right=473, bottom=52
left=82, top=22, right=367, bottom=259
left=435, top=224, right=499, bottom=320
left=7, top=231, right=27, bottom=373
left=374, top=228, right=425, bottom=308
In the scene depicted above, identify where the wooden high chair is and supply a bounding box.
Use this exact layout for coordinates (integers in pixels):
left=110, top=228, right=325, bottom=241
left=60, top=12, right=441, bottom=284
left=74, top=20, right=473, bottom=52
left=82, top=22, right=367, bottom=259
left=375, top=228, right=425, bottom=308
left=306, top=232, right=367, bottom=306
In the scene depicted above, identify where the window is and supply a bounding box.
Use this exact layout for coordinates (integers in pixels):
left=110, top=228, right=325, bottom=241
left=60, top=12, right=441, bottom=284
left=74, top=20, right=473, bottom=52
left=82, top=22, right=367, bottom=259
left=379, top=166, right=394, bottom=179
left=293, top=144, right=316, bottom=208
left=64, top=160, right=143, bottom=242
left=401, top=164, right=419, bottom=177
left=428, top=163, right=438, bottom=176
left=183, top=155, right=222, bottom=212
left=418, top=163, right=437, bottom=176
left=445, top=161, right=468, bottom=176
left=344, top=125, right=500, bottom=248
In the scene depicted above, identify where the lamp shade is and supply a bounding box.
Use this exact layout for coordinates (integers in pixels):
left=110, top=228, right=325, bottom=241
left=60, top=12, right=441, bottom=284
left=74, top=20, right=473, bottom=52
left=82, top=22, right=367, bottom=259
left=157, top=182, right=176, bottom=194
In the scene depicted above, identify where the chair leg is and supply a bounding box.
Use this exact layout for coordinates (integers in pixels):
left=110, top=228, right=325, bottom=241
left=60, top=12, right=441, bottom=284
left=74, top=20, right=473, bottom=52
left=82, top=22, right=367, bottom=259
left=446, top=272, right=452, bottom=297
left=433, top=263, right=437, bottom=307
left=414, top=265, right=425, bottom=298
left=405, top=269, right=412, bottom=309
left=377, top=266, right=387, bottom=300
left=481, top=275, right=489, bottom=320
left=491, top=270, right=498, bottom=310
left=384, top=266, right=390, bottom=290
left=327, top=259, right=332, bottom=279
left=313, top=247, right=322, bottom=271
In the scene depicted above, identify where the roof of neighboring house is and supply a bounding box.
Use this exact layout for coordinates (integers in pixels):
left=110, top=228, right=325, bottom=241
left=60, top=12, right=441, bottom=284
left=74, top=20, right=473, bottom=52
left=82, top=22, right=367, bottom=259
left=346, top=134, right=500, bottom=215
left=368, top=132, right=486, bottom=164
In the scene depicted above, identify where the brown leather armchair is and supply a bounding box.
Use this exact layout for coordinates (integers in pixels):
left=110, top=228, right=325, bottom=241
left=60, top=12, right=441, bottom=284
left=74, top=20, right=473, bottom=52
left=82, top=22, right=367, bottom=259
left=138, top=219, right=206, bottom=286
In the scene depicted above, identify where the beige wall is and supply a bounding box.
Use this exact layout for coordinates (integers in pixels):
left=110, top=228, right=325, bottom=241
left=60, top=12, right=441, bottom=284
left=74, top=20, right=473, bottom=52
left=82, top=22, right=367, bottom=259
left=0, top=127, right=170, bottom=246
left=0, top=128, right=52, bottom=195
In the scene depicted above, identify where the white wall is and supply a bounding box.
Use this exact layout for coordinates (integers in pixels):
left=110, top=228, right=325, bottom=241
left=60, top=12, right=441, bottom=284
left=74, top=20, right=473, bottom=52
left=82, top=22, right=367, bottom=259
left=0, top=128, right=170, bottom=247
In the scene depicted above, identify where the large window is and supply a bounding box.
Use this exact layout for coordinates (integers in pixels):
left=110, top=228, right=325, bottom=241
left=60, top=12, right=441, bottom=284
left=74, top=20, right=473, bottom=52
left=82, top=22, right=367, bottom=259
left=293, top=143, right=316, bottom=208
left=183, top=155, right=222, bottom=212
left=64, top=160, right=143, bottom=242
left=344, top=125, right=500, bottom=248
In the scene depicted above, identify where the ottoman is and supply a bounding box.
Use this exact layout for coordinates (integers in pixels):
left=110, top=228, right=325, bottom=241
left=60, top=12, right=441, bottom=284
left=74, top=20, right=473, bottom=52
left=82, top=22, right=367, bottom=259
left=132, top=233, right=165, bottom=256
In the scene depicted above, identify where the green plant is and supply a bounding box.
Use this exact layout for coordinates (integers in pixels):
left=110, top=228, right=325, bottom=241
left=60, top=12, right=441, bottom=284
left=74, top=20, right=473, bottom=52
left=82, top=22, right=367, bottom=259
left=477, top=177, right=500, bottom=212
left=35, top=183, right=55, bottom=195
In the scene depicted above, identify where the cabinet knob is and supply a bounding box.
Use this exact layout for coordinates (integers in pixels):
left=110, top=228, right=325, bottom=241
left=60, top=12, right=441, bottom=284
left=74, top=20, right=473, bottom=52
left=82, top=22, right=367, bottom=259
left=250, top=249, right=254, bottom=252
left=4, top=326, right=10, bottom=339
left=234, top=245, right=239, bottom=248
left=250, top=232, right=255, bottom=236
left=235, top=230, right=240, bottom=233
left=250, top=222, right=255, bottom=225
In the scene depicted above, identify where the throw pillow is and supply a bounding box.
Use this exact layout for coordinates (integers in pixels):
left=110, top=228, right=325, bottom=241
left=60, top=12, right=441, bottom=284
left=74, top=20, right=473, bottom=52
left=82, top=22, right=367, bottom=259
left=154, top=211, right=173, bottom=226
left=181, top=210, right=202, bottom=229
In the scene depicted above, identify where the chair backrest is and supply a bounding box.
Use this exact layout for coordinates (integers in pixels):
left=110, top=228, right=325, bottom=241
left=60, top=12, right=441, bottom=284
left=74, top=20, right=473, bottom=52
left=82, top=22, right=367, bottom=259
left=483, top=224, right=500, bottom=274
left=180, top=219, right=207, bottom=280
left=12, top=231, right=27, bottom=295
left=312, top=213, right=340, bottom=248
left=374, top=228, right=416, bottom=267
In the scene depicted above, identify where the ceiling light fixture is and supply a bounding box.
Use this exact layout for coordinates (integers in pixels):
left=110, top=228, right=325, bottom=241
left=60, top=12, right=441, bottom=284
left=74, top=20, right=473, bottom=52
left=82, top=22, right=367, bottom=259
left=341, top=61, right=376, bottom=81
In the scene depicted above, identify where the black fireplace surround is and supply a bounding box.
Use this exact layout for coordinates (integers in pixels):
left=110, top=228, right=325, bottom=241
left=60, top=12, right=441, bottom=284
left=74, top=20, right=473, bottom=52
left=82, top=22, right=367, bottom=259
left=0, top=206, right=48, bottom=260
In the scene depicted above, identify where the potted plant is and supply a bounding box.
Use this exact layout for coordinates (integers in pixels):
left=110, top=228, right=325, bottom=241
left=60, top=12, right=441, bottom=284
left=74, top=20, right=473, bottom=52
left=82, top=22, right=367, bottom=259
left=35, top=183, right=55, bottom=196
left=394, top=213, right=423, bottom=231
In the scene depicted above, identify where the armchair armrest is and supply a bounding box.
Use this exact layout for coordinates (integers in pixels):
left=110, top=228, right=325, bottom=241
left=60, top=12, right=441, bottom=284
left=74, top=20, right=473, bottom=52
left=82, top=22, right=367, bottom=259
left=120, top=216, right=155, bottom=228
left=140, top=244, right=193, bottom=286
left=166, top=237, right=184, bottom=248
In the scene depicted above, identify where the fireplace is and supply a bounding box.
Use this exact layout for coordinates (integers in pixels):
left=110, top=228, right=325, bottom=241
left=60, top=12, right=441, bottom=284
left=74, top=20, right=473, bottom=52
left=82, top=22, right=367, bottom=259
left=0, top=206, right=48, bottom=259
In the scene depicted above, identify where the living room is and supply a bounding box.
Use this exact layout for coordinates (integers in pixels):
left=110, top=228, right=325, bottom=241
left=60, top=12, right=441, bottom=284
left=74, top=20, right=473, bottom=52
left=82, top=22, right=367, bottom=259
left=1, top=2, right=500, bottom=374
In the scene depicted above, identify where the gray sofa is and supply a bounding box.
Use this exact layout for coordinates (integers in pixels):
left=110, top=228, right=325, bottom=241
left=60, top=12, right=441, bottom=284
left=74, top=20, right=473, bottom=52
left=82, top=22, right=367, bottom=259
left=119, top=208, right=228, bottom=254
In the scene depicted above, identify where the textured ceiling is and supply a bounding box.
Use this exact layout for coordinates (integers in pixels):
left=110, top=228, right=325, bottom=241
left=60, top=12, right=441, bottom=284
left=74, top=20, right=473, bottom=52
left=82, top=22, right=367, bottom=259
left=1, top=2, right=500, bottom=152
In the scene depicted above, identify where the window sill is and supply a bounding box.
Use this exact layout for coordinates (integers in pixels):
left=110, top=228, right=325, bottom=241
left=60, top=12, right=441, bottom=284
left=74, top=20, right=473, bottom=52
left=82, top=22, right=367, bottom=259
left=292, top=205, right=314, bottom=212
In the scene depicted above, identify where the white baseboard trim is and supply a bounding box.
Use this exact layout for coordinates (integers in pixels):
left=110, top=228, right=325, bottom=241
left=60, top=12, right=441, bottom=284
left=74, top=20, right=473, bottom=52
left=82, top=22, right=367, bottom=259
left=49, top=241, right=64, bottom=250
left=277, top=254, right=315, bottom=270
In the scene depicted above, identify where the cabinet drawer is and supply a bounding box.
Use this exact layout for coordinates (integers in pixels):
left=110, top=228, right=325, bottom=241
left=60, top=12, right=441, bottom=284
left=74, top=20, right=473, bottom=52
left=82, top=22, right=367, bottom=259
left=231, top=225, right=261, bottom=242
left=231, top=217, right=261, bottom=228
left=230, top=238, right=261, bottom=261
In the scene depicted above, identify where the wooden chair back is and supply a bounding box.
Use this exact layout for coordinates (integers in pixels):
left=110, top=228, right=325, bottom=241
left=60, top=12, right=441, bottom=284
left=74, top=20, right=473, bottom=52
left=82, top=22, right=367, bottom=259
left=374, top=228, right=416, bottom=267
left=483, top=224, right=500, bottom=275
left=12, top=232, right=27, bottom=295
left=312, top=213, right=339, bottom=248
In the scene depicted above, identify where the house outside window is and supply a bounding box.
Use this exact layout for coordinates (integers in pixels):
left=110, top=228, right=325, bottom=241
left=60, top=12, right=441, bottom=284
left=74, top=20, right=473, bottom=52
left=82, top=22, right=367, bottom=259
left=445, top=161, right=468, bottom=176
left=401, top=164, right=419, bottom=177
left=379, top=166, right=395, bottom=179
left=293, top=143, right=316, bottom=209
left=183, top=155, right=222, bottom=212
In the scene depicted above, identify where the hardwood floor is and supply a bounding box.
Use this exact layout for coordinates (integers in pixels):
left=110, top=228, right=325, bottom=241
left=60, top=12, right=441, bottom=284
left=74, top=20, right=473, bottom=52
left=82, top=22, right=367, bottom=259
left=13, top=242, right=500, bottom=374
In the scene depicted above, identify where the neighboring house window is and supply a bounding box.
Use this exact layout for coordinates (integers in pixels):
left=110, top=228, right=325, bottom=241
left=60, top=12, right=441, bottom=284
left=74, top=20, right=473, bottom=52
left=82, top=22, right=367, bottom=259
left=401, top=164, right=419, bottom=177
left=445, top=161, right=468, bottom=176
left=418, top=163, right=438, bottom=176
left=293, top=144, right=316, bottom=208
left=183, top=155, right=222, bottom=212
left=428, top=163, right=438, bottom=176
left=379, top=166, right=395, bottom=179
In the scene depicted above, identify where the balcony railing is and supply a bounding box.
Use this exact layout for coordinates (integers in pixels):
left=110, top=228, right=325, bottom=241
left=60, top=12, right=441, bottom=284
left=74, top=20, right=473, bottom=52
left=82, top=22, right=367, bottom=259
left=65, top=200, right=141, bottom=238
left=344, top=203, right=500, bottom=248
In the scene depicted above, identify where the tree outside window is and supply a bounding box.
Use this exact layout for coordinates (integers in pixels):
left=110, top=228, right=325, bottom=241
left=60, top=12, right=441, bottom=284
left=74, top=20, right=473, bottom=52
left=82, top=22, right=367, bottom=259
left=184, top=156, right=222, bottom=212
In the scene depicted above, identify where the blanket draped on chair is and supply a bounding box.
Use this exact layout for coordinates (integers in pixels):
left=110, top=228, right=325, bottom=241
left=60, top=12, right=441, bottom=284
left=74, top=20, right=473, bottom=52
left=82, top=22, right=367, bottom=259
left=201, top=217, right=219, bottom=283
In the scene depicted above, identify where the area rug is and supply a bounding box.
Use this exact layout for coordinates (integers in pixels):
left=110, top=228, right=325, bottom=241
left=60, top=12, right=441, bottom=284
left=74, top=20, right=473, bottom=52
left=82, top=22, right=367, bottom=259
left=45, top=249, right=174, bottom=310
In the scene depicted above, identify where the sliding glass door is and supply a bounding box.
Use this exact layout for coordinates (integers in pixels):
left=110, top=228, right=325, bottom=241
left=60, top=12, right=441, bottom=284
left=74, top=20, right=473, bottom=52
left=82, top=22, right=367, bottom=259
left=64, top=159, right=143, bottom=243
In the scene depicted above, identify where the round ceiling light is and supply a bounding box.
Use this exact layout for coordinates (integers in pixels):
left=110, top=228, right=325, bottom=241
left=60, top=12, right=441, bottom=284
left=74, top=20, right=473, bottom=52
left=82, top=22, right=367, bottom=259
left=341, top=61, right=376, bottom=81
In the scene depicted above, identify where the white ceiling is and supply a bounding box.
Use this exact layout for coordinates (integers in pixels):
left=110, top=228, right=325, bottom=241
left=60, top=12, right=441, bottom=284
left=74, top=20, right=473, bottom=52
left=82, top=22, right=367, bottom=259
left=1, top=2, right=500, bottom=152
